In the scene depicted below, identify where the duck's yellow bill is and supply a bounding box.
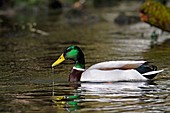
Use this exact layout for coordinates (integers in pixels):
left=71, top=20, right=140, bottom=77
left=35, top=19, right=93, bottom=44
left=52, top=54, right=65, bottom=67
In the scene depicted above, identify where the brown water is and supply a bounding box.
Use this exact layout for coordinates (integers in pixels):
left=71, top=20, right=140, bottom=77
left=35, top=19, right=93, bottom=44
left=0, top=3, right=170, bottom=113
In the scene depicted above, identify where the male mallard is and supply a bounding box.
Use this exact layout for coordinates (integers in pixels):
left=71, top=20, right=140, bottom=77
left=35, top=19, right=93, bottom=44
left=52, top=45, right=163, bottom=82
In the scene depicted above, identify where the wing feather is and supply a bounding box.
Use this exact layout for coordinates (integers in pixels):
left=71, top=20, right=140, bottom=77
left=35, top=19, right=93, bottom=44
left=88, top=61, right=147, bottom=70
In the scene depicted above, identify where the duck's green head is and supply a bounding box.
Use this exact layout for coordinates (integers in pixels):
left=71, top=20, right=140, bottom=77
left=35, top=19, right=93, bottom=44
left=52, top=45, right=85, bottom=69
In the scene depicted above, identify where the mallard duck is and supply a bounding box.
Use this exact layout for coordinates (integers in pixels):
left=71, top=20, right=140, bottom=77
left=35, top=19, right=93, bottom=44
left=52, top=45, right=163, bottom=82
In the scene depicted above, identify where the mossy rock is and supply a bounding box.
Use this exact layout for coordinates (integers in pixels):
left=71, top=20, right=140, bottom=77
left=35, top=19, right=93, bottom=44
left=140, top=0, right=170, bottom=32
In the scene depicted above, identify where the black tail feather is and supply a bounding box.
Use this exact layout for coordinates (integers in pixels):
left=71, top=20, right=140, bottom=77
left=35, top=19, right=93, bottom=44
left=136, top=62, right=158, bottom=79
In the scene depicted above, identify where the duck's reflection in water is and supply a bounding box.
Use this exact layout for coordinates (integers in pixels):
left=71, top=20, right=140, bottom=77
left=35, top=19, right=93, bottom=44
left=52, top=81, right=158, bottom=112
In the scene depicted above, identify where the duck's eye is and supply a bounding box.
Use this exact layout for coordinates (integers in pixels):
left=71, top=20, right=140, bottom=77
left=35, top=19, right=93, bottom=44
left=63, top=47, right=71, bottom=53
left=66, top=49, right=71, bottom=53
